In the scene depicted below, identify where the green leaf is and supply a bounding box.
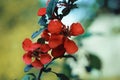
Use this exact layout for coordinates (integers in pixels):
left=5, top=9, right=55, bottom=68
left=86, top=53, right=102, bottom=70
left=46, top=0, right=57, bottom=18
left=24, top=65, right=33, bottom=72
left=56, top=73, right=69, bottom=80
left=38, top=16, right=47, bottom=27
left=31, top=28, right=46, bottom=39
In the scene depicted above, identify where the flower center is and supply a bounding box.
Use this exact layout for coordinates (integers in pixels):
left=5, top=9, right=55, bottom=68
left=61, top=26, right=71, bottom=37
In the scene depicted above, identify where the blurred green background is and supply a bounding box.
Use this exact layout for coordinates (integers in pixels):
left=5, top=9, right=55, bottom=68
left=0, top=0, right=39, bottom=80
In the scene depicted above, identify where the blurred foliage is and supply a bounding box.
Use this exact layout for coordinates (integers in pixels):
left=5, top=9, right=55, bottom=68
left=0, top=0, right=39, bottom=80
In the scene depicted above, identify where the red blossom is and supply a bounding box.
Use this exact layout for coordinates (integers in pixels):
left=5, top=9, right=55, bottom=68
left=47, top=22, right=84, bottom=56
left=38, top=8, right=46, bottom=16
left=23, top=52, right=51, bottom=69
left=48, top=19, right=63, bottom=34
left=22, top=38, right=52, bottom=69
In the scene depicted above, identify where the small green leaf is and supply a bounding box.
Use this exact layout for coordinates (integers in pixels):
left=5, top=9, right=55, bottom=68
left=86, top=53, right=102, bottom=70
left=24, top=65, right=33, bottom=72
left=31, top=28, right=46, bottom=39
left=38, top=16, right=47, bottom=27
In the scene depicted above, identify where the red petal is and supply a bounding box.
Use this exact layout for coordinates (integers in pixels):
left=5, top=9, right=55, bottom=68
left=40, top=54, right=52, bottom=64
left=70, top=23, right=84, bottom=36
left=23, top=52, right=32, bottom=64
left=51, top=45, right=66, bottom=58
left=32, top=59, right=43, bottom=69
left=38, top=8, right=46, bottom=16
left=41, top=30, right=50, bottom=41
left=40, top=44, right=51, bottom=53
left=49, top=34, right=63, bottom=48
left=48, top=19, right=63, bottom=34
left=64, top=38, right=78, bottom=54
left=31, top=43, right=41, bottom=51
left=22, top=38, right=32, bottom=51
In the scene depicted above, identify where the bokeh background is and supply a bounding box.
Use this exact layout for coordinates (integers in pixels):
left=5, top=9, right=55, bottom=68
left=0, top=0, right=120, bottom=80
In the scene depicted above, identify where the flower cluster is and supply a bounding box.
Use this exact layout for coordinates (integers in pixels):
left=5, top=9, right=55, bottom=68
left=22, top=0, right=84, bottom=70
left=22, top=38, right=51, bottom=69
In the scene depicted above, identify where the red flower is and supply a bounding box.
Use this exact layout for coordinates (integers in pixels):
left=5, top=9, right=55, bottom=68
left=48, top=22, right=84, bottom=55
left=38, top=8, right=46, bottom=16
left=22, top=38, right=52, bottom=69
left=23, top=51, right=51, bottom=69
left=48, top=19, right=63, bottom=34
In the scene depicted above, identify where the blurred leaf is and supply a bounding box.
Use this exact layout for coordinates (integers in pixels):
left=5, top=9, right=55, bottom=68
left=56, top=73, right=69, bottom=80
left=22, top=75, right=30, bottom=80
left=24, top=65, right=33, bottom=72
left=43, top=68, right=52, bottom=72
left=85, top=66, right=92, bottom=72
left=46, top=0, right=57, bottom=18
left=27, top=73, right=37, bottom=80
left=81, top=32, right=92, bottom=38
left=22, top=73, right=37, bottom=80
left=86, top=53, right=102, bottom=70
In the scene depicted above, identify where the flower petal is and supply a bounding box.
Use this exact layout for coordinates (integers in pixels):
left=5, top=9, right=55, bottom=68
left=49, top=34, right=63, bottom=48
left=38, top=8, right=46, bottom=16
left=40, top=44, right=51, bottom=53
left=41, top=30, right=50, bottom=41
left=32, top=59, right=43, bottom=69
left=64, top=38, right=78, bottom=54
left=31, top=43, right=41, bottom=51
left=51, top=45, right=66, bottom=58
left=70, top=23, right=84, bottom=36
left=23, top=52, right=32, bottom=65
left=40, top=54, right=52, bottom=64
left=48, top=19, right=63, bottom=34
left=22, top=38, right=32, bottom=51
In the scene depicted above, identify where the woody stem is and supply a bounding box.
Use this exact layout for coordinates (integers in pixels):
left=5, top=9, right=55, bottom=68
left=37, top=68, right=43, bottom=80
